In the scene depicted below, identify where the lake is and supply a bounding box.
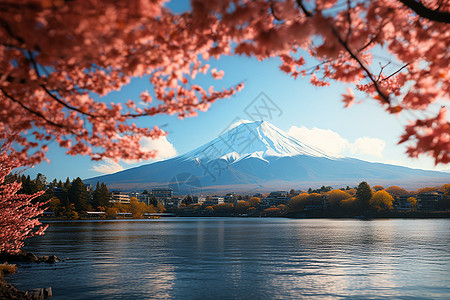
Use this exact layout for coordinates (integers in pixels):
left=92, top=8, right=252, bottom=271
left=8, top=218, right=450, bottom=299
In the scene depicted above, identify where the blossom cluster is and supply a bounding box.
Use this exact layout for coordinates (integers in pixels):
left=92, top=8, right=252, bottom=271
left=0, top=0, right=448, bottom=164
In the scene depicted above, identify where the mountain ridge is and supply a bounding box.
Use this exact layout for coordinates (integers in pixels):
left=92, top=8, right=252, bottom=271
left=85, top=120, right=450, bottom=193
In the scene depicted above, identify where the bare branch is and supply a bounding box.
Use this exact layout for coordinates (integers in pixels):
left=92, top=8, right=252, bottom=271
left=26, top=51, right=102, bottom=119
left=0, top=87, right=76, bottom=134
left=382, top=63, right=410, bottom=82
left=295, top=0, right=390, bottom=104
left=296, top=0, right=312, bottom=17
left=398, top=0, right=450, bottom=23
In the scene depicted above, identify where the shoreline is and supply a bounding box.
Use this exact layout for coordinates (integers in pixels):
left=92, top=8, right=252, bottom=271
left=0, top=251, right=59, bottom=299
left=0, top=276, right=31, bottom=299
left=38, top=211, right=450, bottom=221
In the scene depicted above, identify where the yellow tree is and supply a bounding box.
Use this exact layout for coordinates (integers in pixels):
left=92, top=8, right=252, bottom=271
left=407, top=197, right=418, bottom=212
left=370, top=191, right=394, bottom=212
left=326, top=190, right=352, bottom=208
left=248, top=197, right=261, bottom=207
left=235, top=200, right=250, bottom=214
left=384, top=186, right=410, bottom=197
left=372, top=185, right=385, bottom=192
left=339, top=197, right=356, bottom=210
left=417, top=187, right=439, bottom=194
left=440, top=184, right=450, bottom=197
left=129, top=197, right=152, bottom=218
left=288, top=193, right=309, bottom=213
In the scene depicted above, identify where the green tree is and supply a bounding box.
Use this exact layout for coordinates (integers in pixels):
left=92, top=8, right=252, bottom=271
left=93, top=182, right=110, bottom=209
left=355, top=181, right=373, bottom=213
left=61, top=177, right=72, bottom=207
left=148, top=195, right=158, bottom=207
left=183, top=195, right=194, bottom=206
left=68, top=177, right=88, bottom=212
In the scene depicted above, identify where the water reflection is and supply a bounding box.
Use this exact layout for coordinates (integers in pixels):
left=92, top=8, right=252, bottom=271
left=8, top=218, right=450, bottom=299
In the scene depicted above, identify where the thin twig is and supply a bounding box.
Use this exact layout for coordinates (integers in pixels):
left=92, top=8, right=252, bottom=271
left=26, top=51, right=101, bottom=119
left=0, top=87, right=76, bottom=134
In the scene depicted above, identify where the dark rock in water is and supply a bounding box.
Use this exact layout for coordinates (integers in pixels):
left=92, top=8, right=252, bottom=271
left=25, top=252, right=38, bottom=263
left=25, top=288, right=44, bottom=299
left=25, top=287, right=52, bottom=299
left=0, top=250, right=59, bottom=264
left=0, top=278, right=32, bottom=299
left=38, top=255, right=59, bottom=263
left=47, top=255, right=59, bottom=264
left=44, top=287, right=52, bottom=297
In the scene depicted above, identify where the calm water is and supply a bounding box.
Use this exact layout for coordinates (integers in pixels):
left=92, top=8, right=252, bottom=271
left=8, top=218, right=450, bottom=299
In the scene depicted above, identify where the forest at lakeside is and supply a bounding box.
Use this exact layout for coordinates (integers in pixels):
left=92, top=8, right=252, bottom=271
left=175, top=182, right=450, bottom=218
left=6, top=173, right=165, bottom=220
left=9, top=172, right=450, bottom=219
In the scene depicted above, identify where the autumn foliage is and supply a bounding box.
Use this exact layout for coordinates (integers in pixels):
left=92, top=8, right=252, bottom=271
left=0, top=0, right=448, bottom=166
left=370, top=190, right=394, bottom=212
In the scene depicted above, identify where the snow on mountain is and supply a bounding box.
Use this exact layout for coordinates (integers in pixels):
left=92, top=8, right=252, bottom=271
left=84, top=120, right=450, bottom=193
left=179, top=120, right=338, bottom=163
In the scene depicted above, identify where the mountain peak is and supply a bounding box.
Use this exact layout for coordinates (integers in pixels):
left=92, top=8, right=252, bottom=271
left=180, top=120, right=338, bottom=162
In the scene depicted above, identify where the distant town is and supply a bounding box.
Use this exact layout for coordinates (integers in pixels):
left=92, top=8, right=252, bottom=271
left=10, top=172, right=450, bottom=219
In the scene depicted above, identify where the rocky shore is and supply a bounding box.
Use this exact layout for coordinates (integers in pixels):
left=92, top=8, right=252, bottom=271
left=0, top=251, right=59, bottom=299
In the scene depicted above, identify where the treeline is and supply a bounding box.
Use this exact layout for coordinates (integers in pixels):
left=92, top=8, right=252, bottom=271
left=106, top=199, right=165, bottom=219
left=9, top=174, right=163, bottom=219
left=176, top=197, right=276, bottom=217
left=288, top=182, right=450, bottom=214
left=176, top=182, right=450, bottom=217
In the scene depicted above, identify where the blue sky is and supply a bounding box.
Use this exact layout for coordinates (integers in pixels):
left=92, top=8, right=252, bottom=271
left=24, top=53, right=448, bottom=182
left=22, top=2, right=449, bottom=182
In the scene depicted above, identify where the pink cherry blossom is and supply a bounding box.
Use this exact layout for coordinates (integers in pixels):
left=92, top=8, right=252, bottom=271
left=0, top=0, right=448, bottom=165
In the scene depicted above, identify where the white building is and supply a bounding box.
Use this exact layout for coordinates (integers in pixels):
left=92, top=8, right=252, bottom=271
left=110, top=192, right=130, bottom=204
left=203, top=196, right=224, bottom=206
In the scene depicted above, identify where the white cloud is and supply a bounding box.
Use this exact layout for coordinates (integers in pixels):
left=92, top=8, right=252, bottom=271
left=91, top=158, right=124, bottom=174
left=288, top=126, right=386, bottom=159
left=138, top=136, right=177, bottom=161
left=123, top=136, right=177, bottom=164
left=350, top=137, right=386, bottom=158
left=288, top=126, right=349, bottom=157
left=92, top=136, right=177, bottom=174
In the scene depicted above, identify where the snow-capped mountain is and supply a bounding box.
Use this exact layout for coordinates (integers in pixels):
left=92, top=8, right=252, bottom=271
left=179, top=120, right=338, bottom=162
left=85, top=120, right=450, bottom=194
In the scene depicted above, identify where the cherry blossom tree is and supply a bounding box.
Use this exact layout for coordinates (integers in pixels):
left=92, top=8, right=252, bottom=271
left=0, top=0, right=243, bottom=166
left=0, top=0, right=448, bottom=165
left=0, top=133, right=48, bottom=254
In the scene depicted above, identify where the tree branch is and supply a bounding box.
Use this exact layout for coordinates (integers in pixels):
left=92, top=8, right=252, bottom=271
left=270, top=1, right=284, bottom=21
left=296, top=0, right=390, bottom=104
left=296, top=0, right=312, bottom=17
left=0, top=87, right=76, bottom=134
left=398, top=0, right=450, bottom=23
left=382, top=63, right=410, bottom=82
left=26, top=51, right=102, bottom=119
